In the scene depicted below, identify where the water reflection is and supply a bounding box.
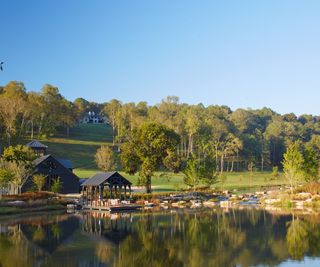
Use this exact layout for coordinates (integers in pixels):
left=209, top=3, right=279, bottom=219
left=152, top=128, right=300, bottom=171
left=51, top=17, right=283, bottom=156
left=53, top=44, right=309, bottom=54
left=0, top=209, right=320, bottom=266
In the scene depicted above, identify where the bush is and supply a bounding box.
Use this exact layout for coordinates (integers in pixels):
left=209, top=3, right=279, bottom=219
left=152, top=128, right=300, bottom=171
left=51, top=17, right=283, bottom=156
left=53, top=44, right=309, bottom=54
left=271, top=166, right=279, bottom=180
left=33, top=174, right=46, bottom=192
left=130, top=192, right=176, bottom=201
left=294, top=183, right=320, bottom=195
left=3, top=191, right=54, bottom=201
left=51, top=178, right=63, bottom=193
left=131, top=193, right=152, bottom=201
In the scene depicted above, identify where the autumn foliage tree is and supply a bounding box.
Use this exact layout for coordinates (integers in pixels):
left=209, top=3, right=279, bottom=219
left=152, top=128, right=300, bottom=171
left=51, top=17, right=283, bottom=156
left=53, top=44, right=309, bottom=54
left=0, top=145, right=36, bottom=194
left=0, top=82, right=27, bottom=145
left=95, top=146, right=116, bottom=171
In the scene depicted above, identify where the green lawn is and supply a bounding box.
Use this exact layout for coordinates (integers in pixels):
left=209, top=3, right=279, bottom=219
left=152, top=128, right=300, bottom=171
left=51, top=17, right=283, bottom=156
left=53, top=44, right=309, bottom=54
left=74, top=169, right=187, bottom=191
left=214, top=171, right=289, bottom=192
left=24, top=124, right=289, bottom=193
left=42, top=124, right=113, bottom=169
left=74, top=168, right=289, bottom=193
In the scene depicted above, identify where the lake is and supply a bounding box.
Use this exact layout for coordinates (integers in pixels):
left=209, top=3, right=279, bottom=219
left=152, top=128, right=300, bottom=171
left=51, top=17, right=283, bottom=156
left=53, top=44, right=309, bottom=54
left=0, top=208, right=320, bottom=267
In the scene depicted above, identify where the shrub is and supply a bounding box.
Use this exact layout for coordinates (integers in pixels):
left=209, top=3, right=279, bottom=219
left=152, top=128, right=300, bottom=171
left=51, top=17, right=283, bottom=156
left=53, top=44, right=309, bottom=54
left=51, top=178, right=63, bottom=193
left=294, top=183, right=320, bottom=195
left=3, top=191, right=54, bottom=201
left=271, top=166, right=279, bottom=180
left=33, top=174, right=46, bottom=192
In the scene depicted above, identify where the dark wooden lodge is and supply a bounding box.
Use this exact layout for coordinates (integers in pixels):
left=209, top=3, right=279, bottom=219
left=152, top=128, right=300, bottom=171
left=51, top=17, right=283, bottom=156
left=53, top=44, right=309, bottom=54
left=21, top=154, right=80, bottom=194
left=81, top=172, right=132, bottom=207
left=25, top=140, right=48, bottom=156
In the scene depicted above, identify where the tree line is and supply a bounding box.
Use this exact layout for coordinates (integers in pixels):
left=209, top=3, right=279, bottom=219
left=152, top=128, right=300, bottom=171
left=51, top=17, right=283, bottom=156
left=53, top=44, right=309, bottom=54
left=0, top=81, right=106, bottom=145
left=2, top=81, right=320, bottom=174
left=100, top=96, right=320, bottom=174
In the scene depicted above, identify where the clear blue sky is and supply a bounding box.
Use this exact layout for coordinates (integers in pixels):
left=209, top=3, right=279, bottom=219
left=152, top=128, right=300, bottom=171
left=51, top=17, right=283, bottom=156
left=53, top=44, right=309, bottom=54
left=1, top=0, right=320, bottom=115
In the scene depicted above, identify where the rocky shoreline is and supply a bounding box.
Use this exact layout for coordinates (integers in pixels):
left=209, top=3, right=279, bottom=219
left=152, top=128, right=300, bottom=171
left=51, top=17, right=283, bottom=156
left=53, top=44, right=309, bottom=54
left=137, top=188, right=320, bottom=213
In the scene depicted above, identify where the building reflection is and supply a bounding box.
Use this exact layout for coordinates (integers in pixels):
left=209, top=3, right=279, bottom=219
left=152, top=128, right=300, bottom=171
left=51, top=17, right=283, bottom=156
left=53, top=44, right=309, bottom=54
left=81, top=211, right=133, bottom=245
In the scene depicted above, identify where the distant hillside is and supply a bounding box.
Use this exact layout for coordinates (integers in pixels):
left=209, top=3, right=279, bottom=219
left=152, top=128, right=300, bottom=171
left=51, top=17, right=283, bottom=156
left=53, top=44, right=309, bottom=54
left=42, top=124, right=113, bottom=170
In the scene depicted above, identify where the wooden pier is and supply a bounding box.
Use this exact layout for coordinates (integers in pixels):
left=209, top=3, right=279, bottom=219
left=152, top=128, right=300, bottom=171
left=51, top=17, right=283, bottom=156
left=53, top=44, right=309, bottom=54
left=83, top=204, right=142, bottom=212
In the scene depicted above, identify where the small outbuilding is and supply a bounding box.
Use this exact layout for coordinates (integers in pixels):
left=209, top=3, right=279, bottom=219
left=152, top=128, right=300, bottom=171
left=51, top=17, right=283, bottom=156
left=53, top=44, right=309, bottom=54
left=25, top=140, right=48, bottom=156
left=81, top=172, right=132, bottom=206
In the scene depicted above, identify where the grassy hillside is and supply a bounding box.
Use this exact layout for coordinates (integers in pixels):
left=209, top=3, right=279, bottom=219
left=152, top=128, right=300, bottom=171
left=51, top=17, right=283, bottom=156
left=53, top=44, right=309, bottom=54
left=42, top=124, right=113, bottom=170
left=34, top=123, right=289, bottom=192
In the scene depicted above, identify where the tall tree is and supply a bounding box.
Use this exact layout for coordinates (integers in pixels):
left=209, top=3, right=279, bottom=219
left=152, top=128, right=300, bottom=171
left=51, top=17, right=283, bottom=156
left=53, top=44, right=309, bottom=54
left=265, top=118, right=285, bottom=167
left=120, top=123, right=180, bottom=193
left=74, top=98, right=90, bottom=121
left=185, top=105, right=202, bottom=156
left=282, top=142, right=304, bottom=194
left=26, top=92, right=44, bottom=139
left=0, top=81, right=27, bottom=144
left=103, top=99, right=121, bottom=146
left=302, top=146, right=319, bottom=182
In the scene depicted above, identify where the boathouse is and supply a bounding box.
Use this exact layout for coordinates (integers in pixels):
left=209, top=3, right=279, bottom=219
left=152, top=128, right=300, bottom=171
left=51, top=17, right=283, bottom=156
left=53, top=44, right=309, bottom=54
left=20, top=154, right=80, bottom=194
left=81, top=172, right=132, bottom=206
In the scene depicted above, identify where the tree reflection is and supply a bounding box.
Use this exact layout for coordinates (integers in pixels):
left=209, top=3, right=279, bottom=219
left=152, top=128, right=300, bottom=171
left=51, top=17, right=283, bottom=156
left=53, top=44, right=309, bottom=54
left=51, top=223, right=62, bottom=240
left=0, top=213, right=79, bottom=267
left=1, top=209, right=320, bottom=266
left=102, top=209, right=320, bottom=267
left=32, top=225, right=46, bottom=241
left=0, top=225, right=39, bottom=267
left=286, top=214, right=309, bottom=260
left=95, top=241, right=115, bottom=264
left=81, top=209, right=288, bottom=267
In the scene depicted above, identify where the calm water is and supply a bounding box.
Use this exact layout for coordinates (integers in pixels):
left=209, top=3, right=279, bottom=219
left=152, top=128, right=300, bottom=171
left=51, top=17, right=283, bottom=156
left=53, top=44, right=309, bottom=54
left=0, top=208, right=320, bottom=267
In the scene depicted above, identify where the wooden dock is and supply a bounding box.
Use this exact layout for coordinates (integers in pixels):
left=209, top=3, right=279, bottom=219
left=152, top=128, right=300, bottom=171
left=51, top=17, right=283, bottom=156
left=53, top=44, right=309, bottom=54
left=83, top=204, right=142, bottom=212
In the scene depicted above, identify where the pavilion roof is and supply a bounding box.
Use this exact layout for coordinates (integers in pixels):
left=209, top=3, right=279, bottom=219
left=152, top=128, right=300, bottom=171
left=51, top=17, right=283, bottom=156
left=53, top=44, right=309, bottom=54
left=81, top=171, right=132, bottom=186
left=26, top=140, right=48, bottom=149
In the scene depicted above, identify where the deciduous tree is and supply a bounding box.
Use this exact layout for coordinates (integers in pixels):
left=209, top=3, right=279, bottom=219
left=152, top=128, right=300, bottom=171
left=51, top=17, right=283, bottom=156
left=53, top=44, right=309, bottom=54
left=282, top=142, right=304, bottom=194
left=95, top=146, right=116, bottom=171
left=302, top=146, right=319, bottom=182
left=120, top=123, right=180, bottom=193
left=183, top=156, right=201, bottom=191
left=0, top=167, right=13, bottom=191
left=33, top=174, right=46, bottom=192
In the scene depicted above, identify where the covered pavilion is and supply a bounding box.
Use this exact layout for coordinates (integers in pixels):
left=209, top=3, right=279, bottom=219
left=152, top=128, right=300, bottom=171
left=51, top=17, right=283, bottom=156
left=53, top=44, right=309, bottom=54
left=81, top=171, right=132, bottom=207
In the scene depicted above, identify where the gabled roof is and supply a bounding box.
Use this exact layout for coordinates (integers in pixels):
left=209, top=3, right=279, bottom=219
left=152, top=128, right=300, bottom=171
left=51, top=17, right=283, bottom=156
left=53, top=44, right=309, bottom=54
left=82, top=171, right=132, bottom=186
left=33, top=155, right=74, bottom=170
left=33, top=154, right=51, bottom=167
left=57, top=159, right=73, bottom=169
left=26, top=140, right=48, bottom=149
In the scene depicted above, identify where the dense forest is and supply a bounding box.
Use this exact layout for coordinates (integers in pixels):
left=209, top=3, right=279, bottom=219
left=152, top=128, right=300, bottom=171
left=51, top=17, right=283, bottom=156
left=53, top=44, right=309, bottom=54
left=1, top=81, right=320, bottom=173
